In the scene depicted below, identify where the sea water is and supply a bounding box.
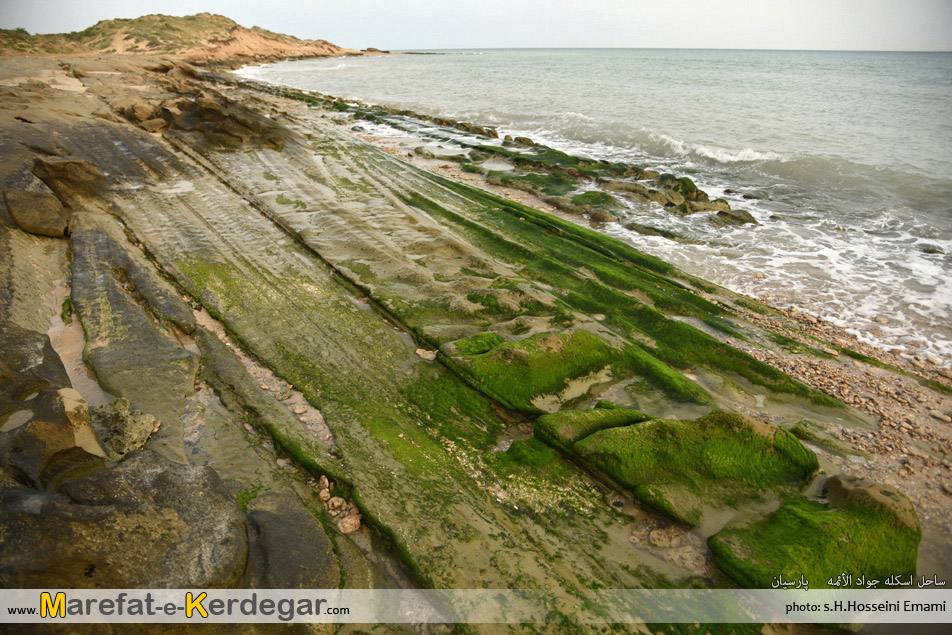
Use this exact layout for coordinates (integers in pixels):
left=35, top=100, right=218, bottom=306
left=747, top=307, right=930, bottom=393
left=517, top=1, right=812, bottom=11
left=236, top=49, right=952, bottom=364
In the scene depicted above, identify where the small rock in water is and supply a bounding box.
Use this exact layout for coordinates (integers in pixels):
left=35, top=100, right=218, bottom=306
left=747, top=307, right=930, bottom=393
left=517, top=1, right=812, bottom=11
left=415, top=348, right=437, bottom=362
left=318, top=488, right=331, bottom=501
left=929, top=410, right=951, bottom=423
left=318, top=475, right=330, bottom=491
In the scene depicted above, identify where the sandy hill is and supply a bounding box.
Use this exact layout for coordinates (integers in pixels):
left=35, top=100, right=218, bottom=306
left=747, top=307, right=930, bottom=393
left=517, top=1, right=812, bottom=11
left=0, top=12, right=365, bottom=63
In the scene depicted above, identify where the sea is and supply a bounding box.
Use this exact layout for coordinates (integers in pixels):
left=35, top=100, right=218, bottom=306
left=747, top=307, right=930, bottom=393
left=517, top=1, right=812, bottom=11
left=235, top=49, right=952, bottom=365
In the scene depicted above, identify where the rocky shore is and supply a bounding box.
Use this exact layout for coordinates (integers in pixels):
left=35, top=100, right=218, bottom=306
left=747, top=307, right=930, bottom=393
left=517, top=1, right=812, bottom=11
left=0, top=42, right=950, bottom=633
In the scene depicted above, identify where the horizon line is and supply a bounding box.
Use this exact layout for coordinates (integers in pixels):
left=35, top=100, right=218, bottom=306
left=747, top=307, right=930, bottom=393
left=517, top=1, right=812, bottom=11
left=387, top=46, right=952, bottom=54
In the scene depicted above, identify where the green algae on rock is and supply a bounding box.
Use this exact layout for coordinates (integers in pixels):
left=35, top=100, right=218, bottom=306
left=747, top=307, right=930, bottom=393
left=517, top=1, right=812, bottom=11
left=553, top=410, right=819, bottom=526
left=535, top=405, right=652, bottom=451
left=709, top=477, right=920, bottom=588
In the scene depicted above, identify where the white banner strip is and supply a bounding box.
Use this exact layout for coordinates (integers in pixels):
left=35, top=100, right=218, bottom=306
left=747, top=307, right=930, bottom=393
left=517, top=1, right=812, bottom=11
left=1, top=589, right=949, bottom=624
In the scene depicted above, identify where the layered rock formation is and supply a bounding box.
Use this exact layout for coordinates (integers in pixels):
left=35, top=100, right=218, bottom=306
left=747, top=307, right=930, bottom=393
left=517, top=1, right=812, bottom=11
left=0, top=50, right=947, bottom=632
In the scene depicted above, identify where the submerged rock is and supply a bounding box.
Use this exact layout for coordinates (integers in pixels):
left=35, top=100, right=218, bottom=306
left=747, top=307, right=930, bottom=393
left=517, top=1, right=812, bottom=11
left=1, top=189, right=69, bottom=237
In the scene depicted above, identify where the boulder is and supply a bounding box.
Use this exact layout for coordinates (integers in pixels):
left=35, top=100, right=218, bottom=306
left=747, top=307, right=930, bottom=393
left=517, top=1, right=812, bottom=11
left=589, top=208, right=616, bottom=223
left=31, top=157, right=108, bottom=208
left=689, top=198, right=731, bottom=213
left=712, top=209, right=758, bottom=227
left=337, top=514, right=362, bottom=534
left=167, top=61, right=199, bottom=81
left=0, top=322, right=70, bottom=406
left=1, top=189, right=68, bottom=237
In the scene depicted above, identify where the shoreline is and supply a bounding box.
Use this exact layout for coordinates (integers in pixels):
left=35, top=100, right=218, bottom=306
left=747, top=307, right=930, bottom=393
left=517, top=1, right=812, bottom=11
left=232, top=54, right=952, bottom=370
left=214, top=72, right=952, bottom=562
left=1, top=52, right=950, bottom=604
left=231, top=62, right=951, bottom=369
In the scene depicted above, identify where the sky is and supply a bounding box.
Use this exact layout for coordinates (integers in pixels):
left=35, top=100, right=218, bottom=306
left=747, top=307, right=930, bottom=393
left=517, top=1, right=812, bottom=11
left=1, top=0, right=951, bottom=51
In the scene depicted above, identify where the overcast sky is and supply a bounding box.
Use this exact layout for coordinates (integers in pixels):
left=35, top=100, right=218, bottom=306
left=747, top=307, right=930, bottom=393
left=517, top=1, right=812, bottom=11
left=2, top=0, right=951, bottom=51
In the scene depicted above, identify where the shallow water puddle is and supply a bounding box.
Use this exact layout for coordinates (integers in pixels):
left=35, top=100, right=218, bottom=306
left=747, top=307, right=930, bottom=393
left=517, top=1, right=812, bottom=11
left=46, top=281, right=114, bottom=407
left=0, top=409, right=33, bottom=433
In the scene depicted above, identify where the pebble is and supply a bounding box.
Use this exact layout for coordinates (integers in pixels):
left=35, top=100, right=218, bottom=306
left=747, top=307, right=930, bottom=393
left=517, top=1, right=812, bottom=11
left=337, top=514, right=361, bottom=534
left=415, top=348, right=437, bottom=362
left=929, top=410, right=952, bottom=423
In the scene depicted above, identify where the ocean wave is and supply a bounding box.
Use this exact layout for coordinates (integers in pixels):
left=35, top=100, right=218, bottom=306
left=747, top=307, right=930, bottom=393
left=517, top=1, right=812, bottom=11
left=692, top=144, right=786, bottom=163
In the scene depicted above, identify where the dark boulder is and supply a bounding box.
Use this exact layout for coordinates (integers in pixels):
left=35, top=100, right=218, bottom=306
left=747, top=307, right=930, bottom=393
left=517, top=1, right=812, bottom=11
left=712, top=208, right=758, bottom=227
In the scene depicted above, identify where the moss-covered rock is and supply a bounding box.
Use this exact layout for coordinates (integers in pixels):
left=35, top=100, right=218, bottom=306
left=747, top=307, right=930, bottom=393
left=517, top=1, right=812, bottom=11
left=536, top=406, right=651, bottom=452
left=571, top=190, right=621, bottom=209
left=571, top=411, right=819, bottom=526
left=446, top=329, right=625, bottom=414
left=709, top=478, right=920, bottom=589
left=486, top=170, right=578, bottom=197
left=657, top=173, right=707, bottom=202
